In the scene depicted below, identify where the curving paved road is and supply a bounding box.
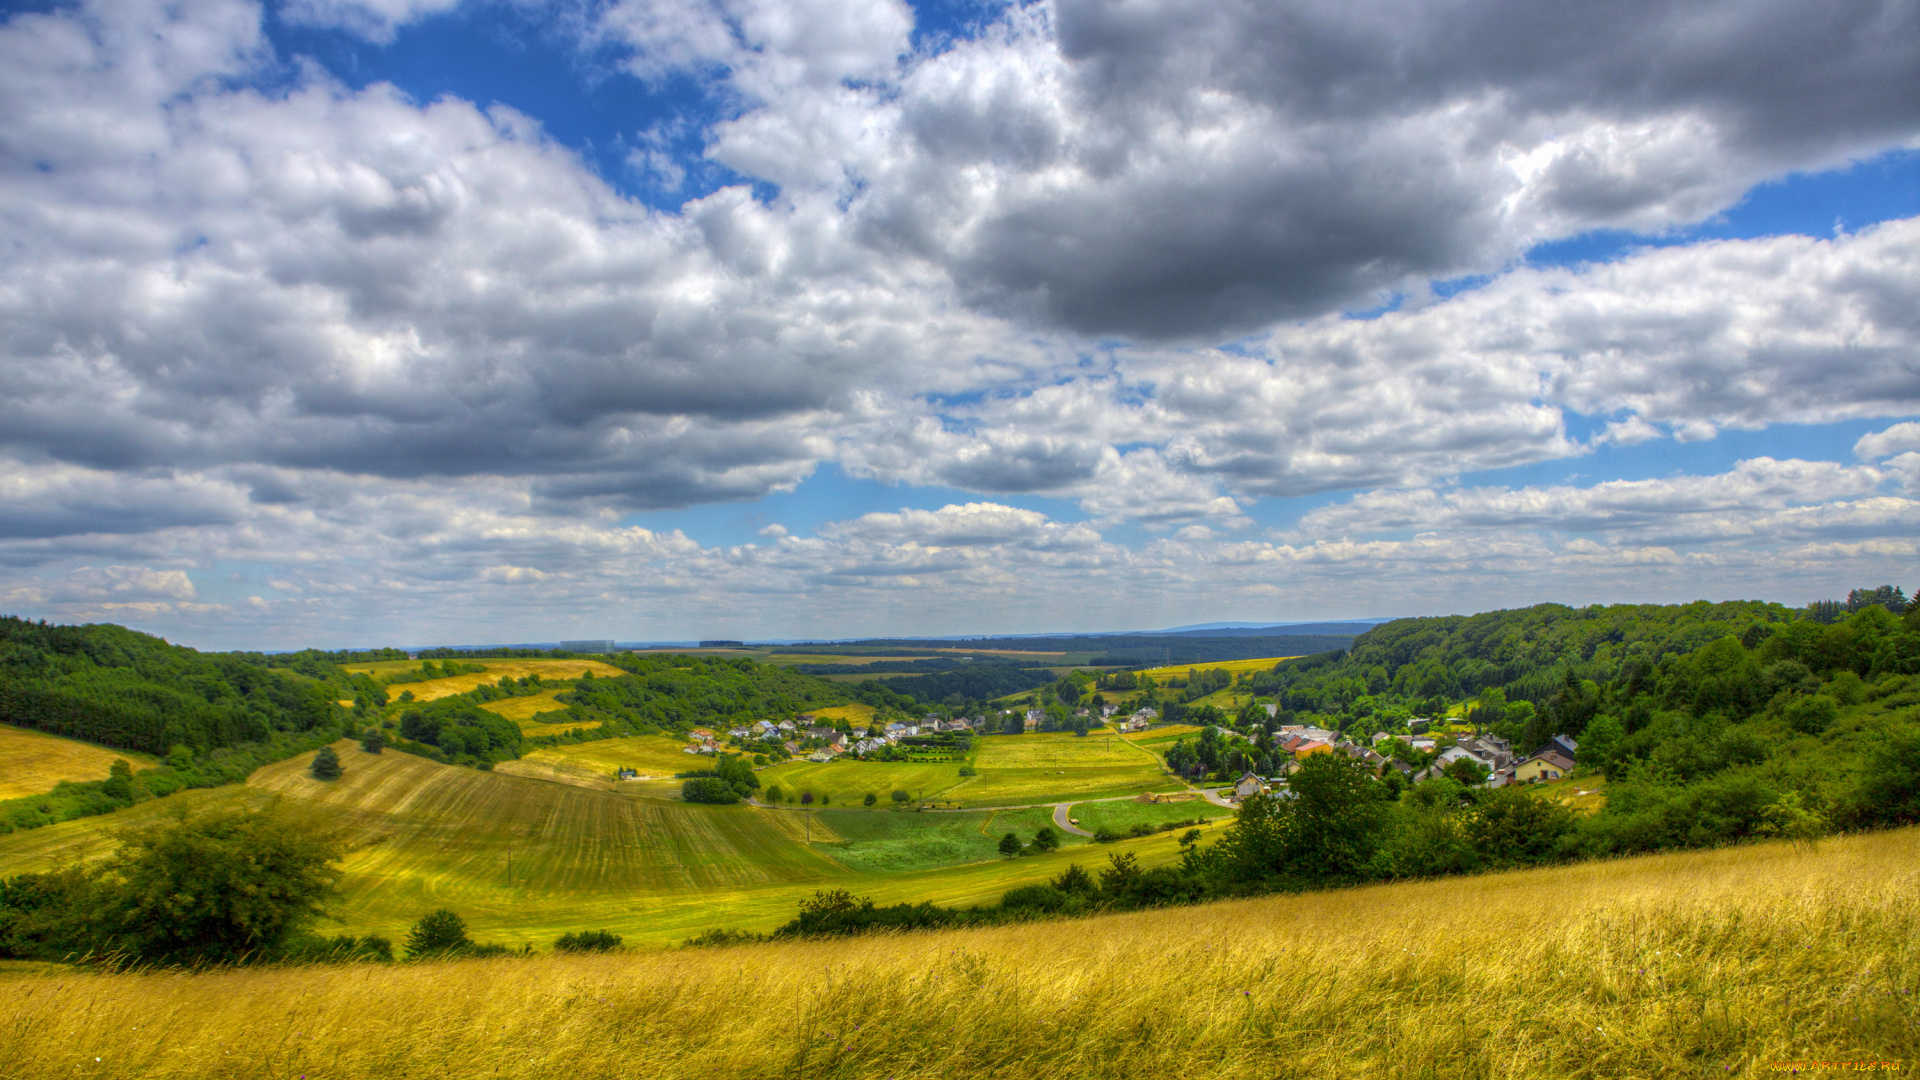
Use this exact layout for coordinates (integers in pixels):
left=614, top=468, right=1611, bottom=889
left=1051, top=803, right=1093, bottom=837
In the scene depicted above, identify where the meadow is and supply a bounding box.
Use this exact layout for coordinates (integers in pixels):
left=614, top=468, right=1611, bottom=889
left=948, top=731, right=1178, bottom=806
left=0, top=724, right=154, bottom=799
left=809, top=806, right=1070, bottom=873
left=1135, top=655, right=1300, bottom=682
left=512, top=734, right=702, bottom=778
left=343, top=659, right=626, bottom=702
left=1066, top=796, right=1228, bottom=835
left=760, top=758, right=967, bottom=806
left=2, top=824, right=1911, bottom=1079
left=0, top=743, right=1185, bottom=947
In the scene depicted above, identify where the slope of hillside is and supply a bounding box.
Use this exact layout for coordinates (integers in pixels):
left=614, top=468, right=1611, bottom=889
left=0, top=725, right=155, bottom=799
left=1, top=825, right=1910, bottom=1079
left=0, top=743, right=1187, bottom=946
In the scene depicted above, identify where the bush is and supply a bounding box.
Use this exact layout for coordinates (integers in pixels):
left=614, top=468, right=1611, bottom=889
left=1031, top=825, right=1060, bottom=852
left=554, top=929, right=623, bottom=952
left=682, top=777, right=740, bottom=804
left=1092, top=827, right=1122, bottom=843
left=405, top=909, right=471, bottom=958
left=957, top=766, right=977, bottom=776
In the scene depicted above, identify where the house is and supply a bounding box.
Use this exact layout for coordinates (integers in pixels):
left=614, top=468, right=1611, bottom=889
left=1233, top=772, right=1265, bottom=799
left=754, top=720, right=777, bottom=734
left=1293, top=739, right=1334, bottom=757
left=776, top=720, right=796, bottom=733
left=616, top=768, right=639, bottom=780
left=1408, top=717, right=1432, bottom=735
left=807, top=750, right=834, bottom=763
left=1024, top=709, right=1043, bottom=733
left=728, top=727, right=751, bottom=739
left=1262, top=703, right=1278, bottom=718
left=689, top=727, right=715, bottom=739
left=1512, top=749, right=1575, bottom=783
left=1101, top=704, right=1119, bottom=718
left=885, top=721, right=907, bottom=735
left=1371, top=731, right=1394, bottom=745
left=1544, top=733, right=1579, bottom=761
left=806, top=726, right=835, bottom=739
left=782, top=740, right=801, bottom=755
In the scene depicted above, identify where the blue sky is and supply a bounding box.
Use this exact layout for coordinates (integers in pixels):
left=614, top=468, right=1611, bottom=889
left=1, top=0, right=1918, bottom=647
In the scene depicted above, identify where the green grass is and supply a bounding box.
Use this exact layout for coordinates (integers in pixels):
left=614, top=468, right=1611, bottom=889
left=759, top=759, right=967, bottom=805
left=948, top=731, right=1178, bottom=806
left=811, top=806, right=1077, bottom=873
left=1066, top=797, right=1228, bottom=835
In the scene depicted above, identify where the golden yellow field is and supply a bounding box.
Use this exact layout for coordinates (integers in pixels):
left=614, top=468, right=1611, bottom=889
left=477, top=688, right=572, bottom=723
left=807, top=702, right=879, bottom=724
left=0, top=724, right=155, bottom=798
left=1135, top=655, right=1300, bottom=682
left=1123, top=722, right=1206, bottom=742
left=344, top=659, right=626, bottom=702
left=514, top=734, right=706, bottom=778
left=2, top=824, right=1912, bottom=1079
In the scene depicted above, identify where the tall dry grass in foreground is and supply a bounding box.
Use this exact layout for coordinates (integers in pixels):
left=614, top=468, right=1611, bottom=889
left=3, top=829, right=1916, bottom=1080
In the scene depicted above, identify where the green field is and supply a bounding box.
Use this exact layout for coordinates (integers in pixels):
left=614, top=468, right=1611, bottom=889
left=955, top=731, right=1178, bottom=805
left=1066, top=796, right=1228, bottom=835
left=811, top=806, right=1074, bottom=873
left=0, top=743, right=1185, bottom=947
left=760, top=758, right=967, bottom=805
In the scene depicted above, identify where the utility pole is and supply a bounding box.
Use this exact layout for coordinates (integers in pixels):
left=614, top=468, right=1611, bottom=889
left=506, top=843, right=511, bottom=888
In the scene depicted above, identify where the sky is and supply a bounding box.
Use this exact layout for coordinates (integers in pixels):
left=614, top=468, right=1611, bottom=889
left=1, top=0, right=1918, bottom=649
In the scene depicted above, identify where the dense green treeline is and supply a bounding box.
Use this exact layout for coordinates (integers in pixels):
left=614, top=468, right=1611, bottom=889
left=0, top=617, right=344, bottom=755
left=553, top=654, right=851, bottom=733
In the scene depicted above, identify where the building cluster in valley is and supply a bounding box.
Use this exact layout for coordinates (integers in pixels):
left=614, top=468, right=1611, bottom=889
left=682, top=713, right=992, bottom=763
left=1227, top=724, right=1580, bottom=801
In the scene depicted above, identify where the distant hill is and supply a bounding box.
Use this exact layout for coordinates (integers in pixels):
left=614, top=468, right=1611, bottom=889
left=780, top=633, right=1356, bottom=665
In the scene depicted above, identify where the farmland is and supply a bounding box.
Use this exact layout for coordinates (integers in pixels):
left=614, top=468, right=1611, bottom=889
left=343, top=659, right=626, bottom=702
left=1067, top=796, right=1228, bottom=835
left=1134, top=655, right=1301, bottom=681
left=955, top=731, right=1179, bottom=805
left=0, top=743, right=1186, bottom=947
left=810, top=805, right=1072, bottom=873
left=508, top=735, right=704, bottom=779
left=3, top=818, right=1912, bottom=1079
left=0, top=725, right=155, bottom=799
left=759, top=758, right=967, bottom=805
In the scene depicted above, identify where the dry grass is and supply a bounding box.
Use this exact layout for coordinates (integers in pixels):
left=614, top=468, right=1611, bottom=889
left=515, top=735, right=706, bottom=778
left=0, top=725, right=155, bottom=799
left=1, top=829, right=1913, bottom=1079
left=807, top=703, right=879, bottom=724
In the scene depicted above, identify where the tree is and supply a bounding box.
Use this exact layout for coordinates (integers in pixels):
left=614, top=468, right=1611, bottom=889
left=311, top=745, right=343, bottom=780
left=114, top=807, right=345, bottom=964
left=101, top=759, right=136, bottom=802
left=405, top=909, right=471, bottom=958
left=997, top=832, right=1021, bottom=857
left=890, top=790, right=910, bottom=804
left=863, top=792, right=877, bottom=807
left=1032, top=825, right=1060, bottom=852
left=1178, top=828, right=1202, bottom=851
left=681, top=777, right=739, bottom=804
left=764, top=784, right=784, bottom=803
left=360, top=728, right=384, bottom=754
left=1442, top=756, right=1490, bottom=787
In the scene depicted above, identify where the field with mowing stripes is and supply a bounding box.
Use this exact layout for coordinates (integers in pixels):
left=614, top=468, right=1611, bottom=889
left=0, top=743, right=1188, bottom=947
left=760, top=759, right=966, bottom=805
left=954, top=731, right=1177, bottom=806
left=806, top=806, right=1070, bottom=873
left=0, top=725, right=156, bottom=799
left=343, top=659, right=626, bottom=702
left=513, top=735, right=707, bottom=778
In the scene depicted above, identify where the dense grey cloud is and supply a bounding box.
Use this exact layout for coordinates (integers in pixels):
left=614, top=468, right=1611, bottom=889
left=1, top=0, right=1919, bottom=644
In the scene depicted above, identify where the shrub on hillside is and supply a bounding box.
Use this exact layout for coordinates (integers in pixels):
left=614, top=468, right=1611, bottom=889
left=682, top=778, right=739, bottom=804
left=404, top=909, right=471, bottom=959
left=311, top=746, right=342, bottom=780
left=554, top=929, right=623, bottom=952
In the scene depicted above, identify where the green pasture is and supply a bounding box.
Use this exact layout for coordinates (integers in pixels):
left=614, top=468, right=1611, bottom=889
left=759, top=759, right=966, bottom=806
left=1067, top=797, right=1227, bottom=835
left=812, top=806, right=1076, bottom=874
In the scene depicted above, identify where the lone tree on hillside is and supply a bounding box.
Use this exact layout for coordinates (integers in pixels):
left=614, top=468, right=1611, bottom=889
left=998, top=832, right=1021, bottom=857
left=890, top=790, right=910, bottom=804
left=1032, top=825, right=1060, bottom=852
left=863, top=792, right=877, bottom=807
left=405, top=909, right=471, bottom=959
left=311, top=745, right=342, bottom=780
left=360, top=728, right=384, bottom=754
